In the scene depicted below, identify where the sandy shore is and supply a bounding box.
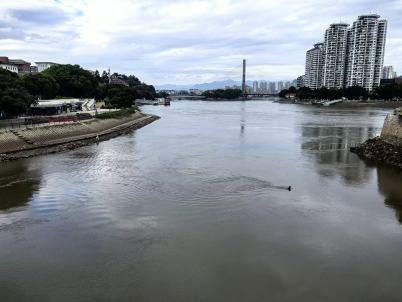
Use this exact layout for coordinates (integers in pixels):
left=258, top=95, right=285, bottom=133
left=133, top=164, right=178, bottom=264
left=0, top=113, right=159, bottom=162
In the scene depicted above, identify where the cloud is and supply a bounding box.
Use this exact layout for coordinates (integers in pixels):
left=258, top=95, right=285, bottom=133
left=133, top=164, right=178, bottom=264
left=9, top=7, right=72, bottom=25
left=0, top=0, right=401, bottom=85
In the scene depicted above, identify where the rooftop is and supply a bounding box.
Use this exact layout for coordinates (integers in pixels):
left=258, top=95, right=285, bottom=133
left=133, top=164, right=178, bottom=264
left=358, top=14, right=380, bottom=20
left=329, top=23, right=349, bottom=27
left=35, top=62, right=58, bottom=65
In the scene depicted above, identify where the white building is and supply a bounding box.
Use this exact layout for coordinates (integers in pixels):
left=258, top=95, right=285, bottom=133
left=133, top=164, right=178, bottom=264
left=259, top=81, right=268, bottom=93
left=0, top=64, right=18, bottom=73
left=277, top=81, right=284, bottom=92
left=322, top=23, right=349, bottom=89
left=268, top=82, right=276, bottom=94
left=345, top=15, right=387, bottom=91
left=189, top=89, right=203, bottom=95
left=252, top=81, right=259, bottom=93
left=296, top=75, right=305, bottom=88
left=35, top=62, right=58, bottom=72
left=382, top=66, right=397, bottom=79
left=305, top=43, right=324, bottom=89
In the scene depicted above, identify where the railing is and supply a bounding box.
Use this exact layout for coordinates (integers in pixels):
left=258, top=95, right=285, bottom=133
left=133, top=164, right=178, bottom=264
left=0, top=113, right=93, bottom=131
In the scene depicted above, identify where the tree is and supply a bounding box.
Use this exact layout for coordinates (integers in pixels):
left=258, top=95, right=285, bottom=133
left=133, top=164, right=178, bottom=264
left=375, top=84, right=402, bottom=100
left=0, top=88, right=35, bottom=117
left=0, top=69, right=35, bottom=117
left=100, top=71, right=109, bottom=84
left=279, top=89, right=289, bottom=98
left=0, top=68, right=20, bottom=90
left=22, top=73, right=59, bottom=99
left=107, top=86, right=137, bottom=108
left=344, top=85, right=368, bottom=100
left=44, top=64, right=98, bottom=98
left=202, top=89, right=242, bottom=99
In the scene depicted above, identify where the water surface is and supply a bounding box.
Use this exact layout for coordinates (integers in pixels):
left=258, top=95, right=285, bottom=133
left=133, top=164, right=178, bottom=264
left=1, top=99, right=402, bottom=301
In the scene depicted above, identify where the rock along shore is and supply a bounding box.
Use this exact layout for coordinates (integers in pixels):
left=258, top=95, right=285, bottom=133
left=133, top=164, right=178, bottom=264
left=350, top=137, right=402, bottom=169
left=351, top=108, right=402, bottom=169
left=0, top=113, right=159, bottom=162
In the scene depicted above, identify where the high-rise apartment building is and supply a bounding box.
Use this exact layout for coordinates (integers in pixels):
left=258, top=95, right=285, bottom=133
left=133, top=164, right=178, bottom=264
left=269, top=82, right=276, bottom=94
left=252, top=81, right=259, bottom=93
left=259, top=81, right=268, bottom=93
left=305, top=43, right=324, bottom=89
left=296, top=75, right=305, bottom=88
left=345, top=15, right=387, bottom=91
left=277, top=81, right=284, bottom=92
left=322, top=23, right=349, bottom=89
left=381, top=66, right=397, bottom=79
left=305, top=14, right=388, bottom=92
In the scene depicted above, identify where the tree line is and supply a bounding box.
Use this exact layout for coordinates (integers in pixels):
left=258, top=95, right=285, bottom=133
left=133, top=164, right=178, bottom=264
left=279, top=84, right=402, bottom=101
left=0, top=64, right=159, bottom=117
left=202, top=89, right=243, bottom=99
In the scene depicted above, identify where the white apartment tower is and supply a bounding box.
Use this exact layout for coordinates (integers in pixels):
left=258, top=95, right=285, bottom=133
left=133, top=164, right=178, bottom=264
left=345, top=15, right=387, bottom=91
left=381, top=66, right=396, bottom=79
left=322, top=23, right=349, bottom=89
left=305, top=43, right=324, bottom=89
left=259, top=81, right=268, bottom=93
left=252, top=81, right=259, bottom=93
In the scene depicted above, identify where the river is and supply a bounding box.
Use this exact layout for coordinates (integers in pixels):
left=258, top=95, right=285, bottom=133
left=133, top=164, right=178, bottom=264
left=1, top=99, right=402, bottom=301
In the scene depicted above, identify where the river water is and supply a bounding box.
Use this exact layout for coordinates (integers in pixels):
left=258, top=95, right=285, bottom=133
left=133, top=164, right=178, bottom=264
left=1, top=99, right=402, bottom=301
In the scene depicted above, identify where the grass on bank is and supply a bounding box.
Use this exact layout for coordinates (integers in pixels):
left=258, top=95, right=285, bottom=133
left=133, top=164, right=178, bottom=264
left=96, top=107, right=138, bottom=119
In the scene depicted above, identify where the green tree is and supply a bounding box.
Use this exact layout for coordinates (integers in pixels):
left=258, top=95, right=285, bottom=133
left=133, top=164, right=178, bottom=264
left=107, top=86, right=137, bottom=108
left=344, top=86, right=368, bottom=100
left=22, top=73, right=59, bottom=99
left=279, top=89, right=289, bottom=98
left=0, top=69, right=35, bottom=117
left=100, top=71, right=109, bottom=84
left=202, top=89, right=242, bottom=99
left=44, top=64, right=98, bottom=98
left=375, top=84, right=402, bottom=100
left=0, top=68, right=20, bottom=90
left=0, top=88, right=35, bottom=117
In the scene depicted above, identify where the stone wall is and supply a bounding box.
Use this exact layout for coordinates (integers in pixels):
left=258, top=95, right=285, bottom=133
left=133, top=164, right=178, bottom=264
left=381, top=108, right=402, bottom=147
left=0, top=113, right=157, bottom=154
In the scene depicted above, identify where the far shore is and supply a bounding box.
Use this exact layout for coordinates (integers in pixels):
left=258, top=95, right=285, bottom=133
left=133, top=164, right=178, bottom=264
left=277, top=99, right=402, bottom=109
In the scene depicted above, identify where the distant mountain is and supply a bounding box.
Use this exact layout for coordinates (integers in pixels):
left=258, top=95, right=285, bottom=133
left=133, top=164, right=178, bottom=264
left=156, top=80, right=253, bottom=91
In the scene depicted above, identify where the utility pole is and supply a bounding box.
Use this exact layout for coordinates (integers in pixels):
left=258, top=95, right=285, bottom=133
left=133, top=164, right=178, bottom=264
left=242, top=59, right=246, bottom=96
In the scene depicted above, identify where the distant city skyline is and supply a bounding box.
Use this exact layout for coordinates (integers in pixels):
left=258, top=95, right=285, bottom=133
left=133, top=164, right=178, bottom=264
left=1, top=0, right=401, bottom=85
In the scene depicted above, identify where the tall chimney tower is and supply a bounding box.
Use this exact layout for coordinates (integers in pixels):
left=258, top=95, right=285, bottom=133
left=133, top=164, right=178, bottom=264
left=242, top=59, right=246, bottom=95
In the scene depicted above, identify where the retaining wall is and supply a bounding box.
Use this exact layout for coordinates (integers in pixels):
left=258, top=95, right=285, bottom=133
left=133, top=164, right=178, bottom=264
left=381, top=108, right=402, bottom=147
left=0, top=113, right=158, bottom=155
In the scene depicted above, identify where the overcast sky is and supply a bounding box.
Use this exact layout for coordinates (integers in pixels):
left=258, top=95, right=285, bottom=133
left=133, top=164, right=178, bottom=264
left=1, top=0, right=401, bottom=85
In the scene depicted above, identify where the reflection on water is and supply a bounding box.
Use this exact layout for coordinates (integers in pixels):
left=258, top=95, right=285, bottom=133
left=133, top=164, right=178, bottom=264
left=301, top=122, right=379, bottom=185
left=0, top=161, right=41, bottom=211
left=377, top=166, right=402, bottom=223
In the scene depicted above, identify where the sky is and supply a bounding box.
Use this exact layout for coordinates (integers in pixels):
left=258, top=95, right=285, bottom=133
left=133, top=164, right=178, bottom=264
left=1, top=0, right=402, bottom=85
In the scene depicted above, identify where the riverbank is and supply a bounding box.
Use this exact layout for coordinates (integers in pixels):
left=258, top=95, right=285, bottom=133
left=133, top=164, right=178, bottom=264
left=278, top=99, right=402, bottom=108
left=351, top=137, right=402, bottom=169
left=351, top=108, right=402, bottom=169
left=0, top=112, right=159, bottom=162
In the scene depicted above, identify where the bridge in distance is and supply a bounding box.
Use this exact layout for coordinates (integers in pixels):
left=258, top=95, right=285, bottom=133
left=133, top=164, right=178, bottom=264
left=171, top=59, right=279, bottom=99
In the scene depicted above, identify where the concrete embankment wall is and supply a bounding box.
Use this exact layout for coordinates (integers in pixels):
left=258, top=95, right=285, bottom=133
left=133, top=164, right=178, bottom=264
left=381, top=109, right=402, bottom=147
left=0, top=112, right=158, bottom=155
